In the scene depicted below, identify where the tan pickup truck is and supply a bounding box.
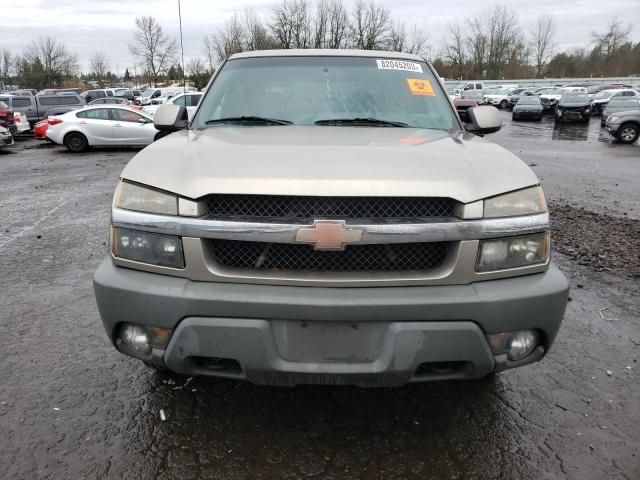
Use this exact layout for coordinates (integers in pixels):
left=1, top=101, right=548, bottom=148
left=93, top=49, right=569, bottom=387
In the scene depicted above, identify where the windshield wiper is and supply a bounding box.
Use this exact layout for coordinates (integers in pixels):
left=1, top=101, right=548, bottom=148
left=314, top=117, right=409, bottom=127
left=205, top=116, right=292, bottom=125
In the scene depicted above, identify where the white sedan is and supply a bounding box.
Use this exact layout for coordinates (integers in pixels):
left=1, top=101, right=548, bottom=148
left=46, top=106, right=159, bottom=152
left=482, top=89, right=515, bottom=109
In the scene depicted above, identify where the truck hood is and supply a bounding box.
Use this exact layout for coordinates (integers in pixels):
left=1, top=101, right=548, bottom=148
left=121, top=126, right=539, bottom=204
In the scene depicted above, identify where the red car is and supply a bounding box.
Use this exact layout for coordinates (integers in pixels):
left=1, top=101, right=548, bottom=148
left=0, top=101, right=16, bottom=134
left=34, top=120, right=49, bottom=140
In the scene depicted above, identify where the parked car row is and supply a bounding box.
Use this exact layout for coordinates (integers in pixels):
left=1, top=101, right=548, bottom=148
left=451, top=87, right=639, bottom=144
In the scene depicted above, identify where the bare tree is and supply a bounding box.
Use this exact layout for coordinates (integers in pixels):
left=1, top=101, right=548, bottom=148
left=187, top=57, right=211, bottom=90
left=90, top=51, right=110, bottom=87
left=484, top=5, right=522, bottom=78
left=529, top=15, right=556, bottom=77
left=271, top=0, right=313, bottom=49
left=128, top=16, right=177, bottom=86
left=466, top=18, right=487, bottom=77
left=243, top=8, right=273, bottom=51
left=210, top=14, right=246, bottom=62
left=444, top=21, right=467, bottom=78
left=388, top=21, right=407, bottom=52
left=0, top=49, right=12, bottom=88
left=592, top=18, right=632, bottom=57
left=349, top=0, right=391, bottom=50
left=313, top=0, right=330, bottom=48
left=203, top=35, right=216, bottom=72
left=25, top=36, right=78, bottom=87
left=389, top=23, right=429, bottom=56
left=326, top=0, right=349, bottom=48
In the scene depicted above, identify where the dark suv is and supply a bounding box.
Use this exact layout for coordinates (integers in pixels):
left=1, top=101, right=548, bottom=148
left=555, top=93, right=591, bottom=123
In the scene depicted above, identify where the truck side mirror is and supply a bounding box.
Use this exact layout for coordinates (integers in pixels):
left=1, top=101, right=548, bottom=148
left=154, top=104, right=188, bottom=132
left=465, top=105, right=502, bottom=135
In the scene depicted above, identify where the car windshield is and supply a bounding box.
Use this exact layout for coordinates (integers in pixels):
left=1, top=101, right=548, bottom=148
left=140, top=90, right=155, bottom=97
left=518, top=97, right=540, bottom=105
left=194, top=56, right=457, bottom=130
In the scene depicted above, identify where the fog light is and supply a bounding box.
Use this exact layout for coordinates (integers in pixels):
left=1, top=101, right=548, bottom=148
left=507, top=330, right=539, bottom=361
left=119, top=323, right=151, bottom=356
left=487, top=329, right=541, bottom=362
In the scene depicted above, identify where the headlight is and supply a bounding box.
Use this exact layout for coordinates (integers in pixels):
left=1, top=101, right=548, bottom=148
left=476, top=232, right=549, bottom=272
left=608, top=116, right=620, bottom=124
left=484, top=186, right=547, bottom=218
left=114, top=181, right=177, bottom=215
left=112, top=226, right=185, bottom=268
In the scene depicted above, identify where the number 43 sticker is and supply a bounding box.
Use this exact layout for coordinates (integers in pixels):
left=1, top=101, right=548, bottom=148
left=407, top=78, right=435, bottom=96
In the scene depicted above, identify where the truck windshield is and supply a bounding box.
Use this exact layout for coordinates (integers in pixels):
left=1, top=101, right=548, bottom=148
left=194, top=56, right=457, bottom=130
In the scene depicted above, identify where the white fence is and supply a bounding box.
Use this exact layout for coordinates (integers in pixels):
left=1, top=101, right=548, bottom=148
left=443, top=77, right=639, bottom=89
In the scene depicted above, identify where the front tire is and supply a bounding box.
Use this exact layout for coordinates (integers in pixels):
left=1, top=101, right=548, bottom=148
left=616, top=123, right=640, bottom=144
left=64, top=132, right=88, bottom=152
left=499, top=100, right=508, bottom=109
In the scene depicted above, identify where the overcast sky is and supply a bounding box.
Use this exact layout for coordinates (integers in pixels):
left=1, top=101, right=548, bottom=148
left=4, top=0, right=640, bottom=72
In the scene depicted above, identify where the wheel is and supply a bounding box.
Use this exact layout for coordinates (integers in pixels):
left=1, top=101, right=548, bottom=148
left=499, top=100, right=508, bottom=109
left=616, top=123, right=640, bottom=144
left=63, top=132, right=88, bottom=152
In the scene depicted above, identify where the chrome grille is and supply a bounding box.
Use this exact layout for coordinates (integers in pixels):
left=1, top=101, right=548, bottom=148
left=207, top=240, right=450, bottom=272
left=204, top=195, right=455, bottom=220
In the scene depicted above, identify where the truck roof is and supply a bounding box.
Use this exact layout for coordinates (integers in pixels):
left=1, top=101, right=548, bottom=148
left=229, top=49, right=426, bottom=62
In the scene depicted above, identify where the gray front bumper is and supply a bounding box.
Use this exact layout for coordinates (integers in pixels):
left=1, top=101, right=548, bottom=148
left=606, top=123, right=620, bottom=134
left=93, top=260, right=569, bottom=386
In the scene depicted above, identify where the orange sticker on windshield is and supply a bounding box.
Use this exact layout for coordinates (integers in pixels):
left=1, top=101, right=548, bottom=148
left=407, top=79, right=435, bottom=96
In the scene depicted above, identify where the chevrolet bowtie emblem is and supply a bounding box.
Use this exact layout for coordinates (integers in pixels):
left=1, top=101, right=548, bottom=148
left=295, top=220, right=364, bottom=251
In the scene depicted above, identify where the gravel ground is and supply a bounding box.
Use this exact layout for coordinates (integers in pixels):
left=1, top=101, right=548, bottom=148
left=549, top=203, right=640, bottom=277
left=0, top=116, right=639, bottom=480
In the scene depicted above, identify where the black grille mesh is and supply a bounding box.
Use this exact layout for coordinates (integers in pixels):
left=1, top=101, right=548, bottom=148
left=208, top=240, right=449, bottom=272
left=205, top=195, right=455, bottom=220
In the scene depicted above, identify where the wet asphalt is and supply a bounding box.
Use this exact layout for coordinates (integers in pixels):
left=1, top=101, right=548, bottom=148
left=0, top=114, right=638, bottom=479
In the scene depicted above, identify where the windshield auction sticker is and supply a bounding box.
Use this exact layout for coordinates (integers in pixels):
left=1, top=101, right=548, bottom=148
left=406, top=78, right=435, bottom=96
left=376, top=59, right=423, bottom=73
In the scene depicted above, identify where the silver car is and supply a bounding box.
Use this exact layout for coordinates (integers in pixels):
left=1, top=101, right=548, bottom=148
left=94, top=50, right=569, bottom=387
left=0, top=125, right=14, bottom=148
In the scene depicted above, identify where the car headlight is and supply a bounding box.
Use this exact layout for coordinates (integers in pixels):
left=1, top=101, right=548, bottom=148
left=112, top=226, right=185, bottom=268
left=484, top=186, right=547, bottom=218
left=114, top=181, right=177, bottom=215
left=476, top=232, right=549, bottom=272
left=608, top=116, right=620, bottom=124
